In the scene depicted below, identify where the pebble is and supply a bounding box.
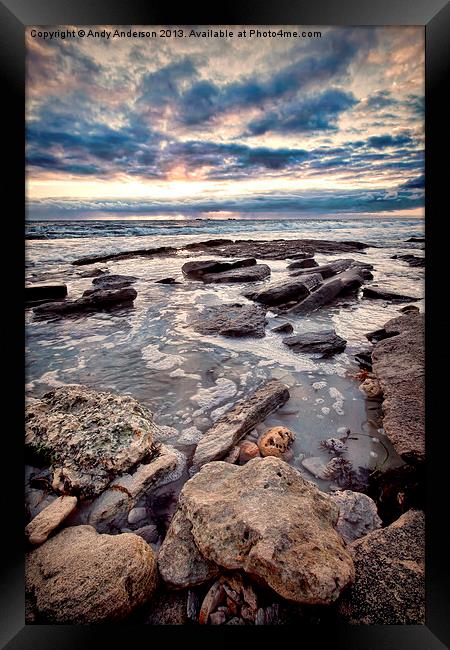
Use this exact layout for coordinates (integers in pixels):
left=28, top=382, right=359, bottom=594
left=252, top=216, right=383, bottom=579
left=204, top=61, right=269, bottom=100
left=127, top=507, right=148, bottom=526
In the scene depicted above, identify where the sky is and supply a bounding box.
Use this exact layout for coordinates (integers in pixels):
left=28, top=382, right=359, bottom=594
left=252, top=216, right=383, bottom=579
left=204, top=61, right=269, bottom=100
left=26, top=26, right=424, bottom=221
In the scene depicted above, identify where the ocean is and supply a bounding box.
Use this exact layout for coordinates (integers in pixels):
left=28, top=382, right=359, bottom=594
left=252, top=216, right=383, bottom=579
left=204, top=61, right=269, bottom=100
left=25, top=217, right=424, bottom=491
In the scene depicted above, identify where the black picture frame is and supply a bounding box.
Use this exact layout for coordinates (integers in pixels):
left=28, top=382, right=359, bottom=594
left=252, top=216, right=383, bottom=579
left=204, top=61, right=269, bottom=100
left=1, top=0, right=448, bottom=647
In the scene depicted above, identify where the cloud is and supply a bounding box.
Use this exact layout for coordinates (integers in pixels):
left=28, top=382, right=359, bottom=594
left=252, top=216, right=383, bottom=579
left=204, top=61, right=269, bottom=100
left=246, top=89, right=357, bottom=135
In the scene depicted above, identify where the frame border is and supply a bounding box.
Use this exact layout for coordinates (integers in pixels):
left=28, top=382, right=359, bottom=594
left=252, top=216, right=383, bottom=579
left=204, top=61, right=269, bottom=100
left=1, top=1, right=448, bottom=647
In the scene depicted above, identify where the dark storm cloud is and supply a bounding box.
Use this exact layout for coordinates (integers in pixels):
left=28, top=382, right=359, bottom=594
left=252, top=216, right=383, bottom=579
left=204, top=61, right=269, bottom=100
left=246, top=89, right=357, bottom=135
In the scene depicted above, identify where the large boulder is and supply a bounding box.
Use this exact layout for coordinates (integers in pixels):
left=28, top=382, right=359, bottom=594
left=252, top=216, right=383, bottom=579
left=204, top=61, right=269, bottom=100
left=283, top=330, right=347, bottom=355
left=191, top=303, right=267, bottom=338
left=33, top=287, right=137, bottom=318
left=25, top=385, right=159, bottom=498
left=338, top=510, right=424, bottom=624
left=182, top=258, right=256, bottom=280
left=285, top=269, right=364, bottom=315
left=26, top=525, right=158, bottom=623
left=158, top=457, right=354, bottom=604
left=192, top=380, right=289, bottom=467
left=370, top=312, right=425, bottom=462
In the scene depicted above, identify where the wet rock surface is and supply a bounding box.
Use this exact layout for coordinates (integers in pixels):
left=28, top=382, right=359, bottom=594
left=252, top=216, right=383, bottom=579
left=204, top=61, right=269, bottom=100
left=190, top=303, right=268, bottom=338
left=362, top=287, right=419, bottom=302
left=158, top=457, right=354, bottom=604
left=338, top=510, right=425, bottom=624
left=370, top=312, right=425, bottom=462
left=271, top=322, right=294, bottom=334
left=25, top=284, right=68, bottom=306
left=283, top=330, right=347, bottom=355
left=202, top=264, right=271, bottom=284
left=247, top=279, right=310, bottom=307
left=192, top=380, right=289, bottom=467
left=33, top=287, right=137, bottom=318
left=25, top=384, right=159, bottom=498
left=391, top=254, right=425, bottom=267
left=182, top=258, right=256, bottom=280
left=285, top=269, right=365, bottom=315
left=26, top=525, right=158, bottom=623
left=287, top=258, right=319, bottom=270
left=91, top=273, right=137, bottom=289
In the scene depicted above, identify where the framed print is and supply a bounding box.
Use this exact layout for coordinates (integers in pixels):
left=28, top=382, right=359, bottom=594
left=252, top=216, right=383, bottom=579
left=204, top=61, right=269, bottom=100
left=1, top=0, right=448, bottom=647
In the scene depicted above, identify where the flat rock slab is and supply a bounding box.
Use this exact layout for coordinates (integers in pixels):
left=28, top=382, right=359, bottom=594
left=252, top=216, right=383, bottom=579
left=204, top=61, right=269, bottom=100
left=33, top=287, right=137, bottom=318
left=283, top=330, right=347, bottom=355
left=362, top=287, right=419, bottom=302
left=370, top=312, right=425, bottom=462
left=25, top=496, right=78, bottom=545
left=191, top=303, right=267, bottom=338
left=26, top=525, right=158, bottom=623
left=338, top=510, right=424, bottom=624
left=25, top=384, right=158, bottom=498
left=289, top=259, right=355, bottom=279
left=91, top=274, right=138, bottom=289
left=72, top=239, right=369, bottom=266
left=391, top=254, right=425, bottom=267
left=329, top=490, right=381, bottom=544
left=287, top=258, right=318, bottom=270
left=202, top=264, right=271, bottom=283
left=25, top=284, right=67, bottom=305
left=182, top=258, right=256, bottom=280
left=158, top=457, right=354, bottom=604
left=193, top=380, right=289, bottom=467
left=247, top=279, right=310, bottom=307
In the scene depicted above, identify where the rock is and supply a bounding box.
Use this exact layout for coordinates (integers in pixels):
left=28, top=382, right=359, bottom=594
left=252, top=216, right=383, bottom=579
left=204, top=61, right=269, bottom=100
left=289, top=259, right=355, bottom=279
left=145, top=590, right=189, bottom=625
left=359, top=377, right=382, bottom=398
left=25, top=496, right=78, bottom=545
left=25, top=284, right=67, bottom=305
left=258, top=426, right=294, bottom=458
left=182, top=258, right=256, bottom=279
left=87, top=445, right=184, bottom=531
left=134, top=524, right=159, bottom=545
left=91, top=273, right=138, bottom=289
left=283, top=330, right=347, bottom=355
left=405, top=237, right=424, bottom=242
left=287, top=258, right=318, bottom=270
left=329, top=490, right=382, bottom=543
left=127, top=507, right=148, bottom=526
left=191, top=303, right=267, bottom=338
left=187, top=589, right=201, bottom=621
left=158, top=509, right=219, bottom=588
left=247, top=279, right=310, bottom=307
left=365, top=327, right=399, bottom=343
left=285, top=269, right=364, bottom=315
left=354, top=350, right=373, bottom=371
left=199, top=580, right=226, bottom=624
left=226, top=617, right=245, bottom=625
left=73, top=239, right=369, bottom=266
left=223, top=446, right=241, bottom=464
left=391, top=254, right=425, bottom=267
left=26, top=525, right=158, bottom=623
left=338, top=510, right=424, bottom=624
left=271, top=322, right=293, bottom=334
left=33, top=287, right=137, bottom=318
left=319, top=438, right=347, bottom=455
left=210, top=610, right=227, bottom=625
left=238, top=440, right=260, bottom=463
left=78, top=268, right=109, bottom=278
left=192, top=380, right=290, bottom=468
left=301, top=456, right=329, bottom=480
left=25, top=384, right=159, bottom=498
left=399, top=304, right=419, bottom=313
left=155, top=277, right=180, bottom=284
left=362, top=287, right=419, bottom=302
left=159, top=457, right=354, bottom=604
left=370, top=313, right=424, bottom=462
left=202, top=264, right=271, bottom=284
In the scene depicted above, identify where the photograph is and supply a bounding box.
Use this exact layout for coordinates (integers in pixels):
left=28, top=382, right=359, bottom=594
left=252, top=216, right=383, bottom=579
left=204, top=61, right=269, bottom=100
left=22, top=23, right=427, bottom=627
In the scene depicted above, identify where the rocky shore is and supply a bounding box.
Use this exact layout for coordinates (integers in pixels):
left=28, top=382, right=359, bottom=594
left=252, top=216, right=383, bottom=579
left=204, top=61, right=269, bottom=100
left=25, top=236, right=425, bottom=625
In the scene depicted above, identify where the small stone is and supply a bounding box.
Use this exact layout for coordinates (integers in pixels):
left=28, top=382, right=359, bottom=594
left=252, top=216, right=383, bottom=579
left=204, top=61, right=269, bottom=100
left=258, top=426, right=295, bottom=458
left=239, top=441, right=260, bottom=463
left=301, top=456, right=329, bottom=480
left=271, top=322, right=294, bottom=334
left=330, top=490, right=382, bottom=544
left=127, top=507, right=148, bottom=526
left=359, top=378, right=383, bottom=398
